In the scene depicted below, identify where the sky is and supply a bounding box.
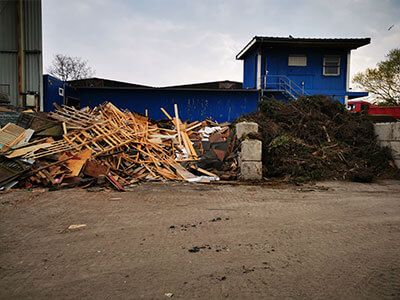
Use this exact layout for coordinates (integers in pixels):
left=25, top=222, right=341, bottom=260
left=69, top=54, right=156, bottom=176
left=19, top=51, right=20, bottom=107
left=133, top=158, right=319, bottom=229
left=42, top=0, right=400, bottom=88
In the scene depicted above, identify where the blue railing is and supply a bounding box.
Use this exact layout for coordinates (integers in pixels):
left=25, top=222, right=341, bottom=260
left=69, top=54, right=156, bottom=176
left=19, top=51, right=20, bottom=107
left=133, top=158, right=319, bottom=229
left=262, top=75, right=307, bottom=99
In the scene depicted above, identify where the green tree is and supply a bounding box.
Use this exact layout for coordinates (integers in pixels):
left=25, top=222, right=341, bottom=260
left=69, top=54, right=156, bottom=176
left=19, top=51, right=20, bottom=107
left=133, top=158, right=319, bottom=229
left=353, top=48, right=400, bottom=106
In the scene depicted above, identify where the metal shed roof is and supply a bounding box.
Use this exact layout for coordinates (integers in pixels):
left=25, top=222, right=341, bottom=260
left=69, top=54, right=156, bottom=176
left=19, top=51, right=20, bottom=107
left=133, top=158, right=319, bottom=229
left=162, top=80, right=242, bottom=90
left=64, top=78, right=250, bottom=91
left=236, top=36, right=371, bottom=59
left=67, top=77, right=152, bottom=89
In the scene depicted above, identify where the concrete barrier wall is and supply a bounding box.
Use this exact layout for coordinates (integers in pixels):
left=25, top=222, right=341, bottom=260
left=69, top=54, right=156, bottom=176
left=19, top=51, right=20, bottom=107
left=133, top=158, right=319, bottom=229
left=374, top=122, right=400, bottom=168
left=235, top=122, right=262, bottom=180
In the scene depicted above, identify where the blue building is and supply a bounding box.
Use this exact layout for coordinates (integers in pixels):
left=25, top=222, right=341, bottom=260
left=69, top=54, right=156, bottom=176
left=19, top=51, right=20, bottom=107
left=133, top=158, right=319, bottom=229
left=43, top=75, right=259, bottom=122
left=236, top=36, right=370, bottom=103
left=43, top=36, right=372, bottom=120
left=43, top=75, right=65, bottom=112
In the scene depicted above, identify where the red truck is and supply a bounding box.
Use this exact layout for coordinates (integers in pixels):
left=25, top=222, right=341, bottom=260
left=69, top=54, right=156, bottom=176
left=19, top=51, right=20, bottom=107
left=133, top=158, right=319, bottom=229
left=347, top=100, right=400, bottom=121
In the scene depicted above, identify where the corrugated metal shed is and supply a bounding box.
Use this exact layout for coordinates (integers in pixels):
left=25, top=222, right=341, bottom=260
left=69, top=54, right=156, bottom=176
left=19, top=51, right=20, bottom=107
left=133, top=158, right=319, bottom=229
left=24, top=0, right=42, bottom=51
left=43, top=76, right=260, bottom=122
left=0, top=1, right=18, bottom=50
left=0, top=0, right=42, bottom=108
left=25, top=53, right=41, bottom=92
left=68, top=78, right=152, bottom=89
left=163, top=80, right=243, bottom=90
left=0, top=53, right=18, bottom=102
left=76, top=88, right=259, bottom=122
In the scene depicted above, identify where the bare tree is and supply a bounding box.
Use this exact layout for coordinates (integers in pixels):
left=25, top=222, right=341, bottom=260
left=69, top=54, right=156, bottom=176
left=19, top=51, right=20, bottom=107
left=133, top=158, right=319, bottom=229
left=47, top=54, right=95, bottom=81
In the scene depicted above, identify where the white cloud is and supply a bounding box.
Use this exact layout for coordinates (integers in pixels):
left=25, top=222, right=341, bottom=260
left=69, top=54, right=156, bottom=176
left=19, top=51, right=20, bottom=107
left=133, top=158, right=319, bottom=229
left=42, top=0, right=400, bottom=86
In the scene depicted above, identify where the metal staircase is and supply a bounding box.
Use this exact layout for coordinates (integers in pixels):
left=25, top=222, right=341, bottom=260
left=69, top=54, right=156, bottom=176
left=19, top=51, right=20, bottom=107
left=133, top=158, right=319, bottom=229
left=262, top=75, right=307, bottom=100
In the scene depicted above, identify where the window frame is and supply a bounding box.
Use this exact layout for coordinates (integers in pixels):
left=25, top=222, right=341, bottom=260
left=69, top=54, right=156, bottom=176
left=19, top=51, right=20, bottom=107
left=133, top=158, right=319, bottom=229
left=323, top=55, right=341, bottom=76
left=288, top=54, right=307, bottom=67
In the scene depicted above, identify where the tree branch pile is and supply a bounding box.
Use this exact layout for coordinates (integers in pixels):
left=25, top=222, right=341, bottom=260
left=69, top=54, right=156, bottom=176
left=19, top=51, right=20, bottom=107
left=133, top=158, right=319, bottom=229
left=239, top=96, right=399, bottom=182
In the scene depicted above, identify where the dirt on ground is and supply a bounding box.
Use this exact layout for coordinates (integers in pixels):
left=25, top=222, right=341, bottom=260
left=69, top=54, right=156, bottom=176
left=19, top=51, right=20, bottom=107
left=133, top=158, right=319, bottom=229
left=1, top=181, right=400, bottom=299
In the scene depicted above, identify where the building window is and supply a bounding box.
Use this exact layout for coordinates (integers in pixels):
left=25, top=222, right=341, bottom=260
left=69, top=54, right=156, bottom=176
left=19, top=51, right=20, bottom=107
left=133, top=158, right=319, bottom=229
left=323, top=56, right=341, bottom=76
left=288, top=55, right=307, bottom=66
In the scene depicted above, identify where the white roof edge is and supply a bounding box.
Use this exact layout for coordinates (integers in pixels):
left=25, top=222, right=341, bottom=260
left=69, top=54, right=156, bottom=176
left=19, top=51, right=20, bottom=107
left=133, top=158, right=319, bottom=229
left=236, top=38, right=257, bottom=60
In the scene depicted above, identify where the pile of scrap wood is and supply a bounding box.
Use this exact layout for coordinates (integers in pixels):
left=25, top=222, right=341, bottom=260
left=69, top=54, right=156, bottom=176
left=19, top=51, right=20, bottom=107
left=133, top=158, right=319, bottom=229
left=0, top=102, right=236, bottom=190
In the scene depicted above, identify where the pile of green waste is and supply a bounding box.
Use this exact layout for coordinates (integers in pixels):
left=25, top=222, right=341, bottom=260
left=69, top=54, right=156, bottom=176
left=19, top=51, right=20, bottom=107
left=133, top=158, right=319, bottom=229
left=239, top=96, right=398, bottom=182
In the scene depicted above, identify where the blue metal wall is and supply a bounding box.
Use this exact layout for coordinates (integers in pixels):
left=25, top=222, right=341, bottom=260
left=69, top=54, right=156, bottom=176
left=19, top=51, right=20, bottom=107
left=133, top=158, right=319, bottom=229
left=242, top=46, right=351, bottom=103
left=43, top=74, right=64, bottom=111
left=76, top=88, right=259, bottom=122
left=243, top=50, right=257, bottom=89
left=265, top=47, right=348, bottom=98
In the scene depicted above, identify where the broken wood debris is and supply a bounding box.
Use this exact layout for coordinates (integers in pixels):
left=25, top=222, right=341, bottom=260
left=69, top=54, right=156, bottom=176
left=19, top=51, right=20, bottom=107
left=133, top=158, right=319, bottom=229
left=0, top=123, right=30, bottom=152
left=0, top=102, right=236, bottom=190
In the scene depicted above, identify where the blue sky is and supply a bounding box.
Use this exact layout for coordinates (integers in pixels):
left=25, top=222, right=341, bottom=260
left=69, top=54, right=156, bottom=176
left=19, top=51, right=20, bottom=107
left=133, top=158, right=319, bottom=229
left=42, top=0, right=400, bottom=87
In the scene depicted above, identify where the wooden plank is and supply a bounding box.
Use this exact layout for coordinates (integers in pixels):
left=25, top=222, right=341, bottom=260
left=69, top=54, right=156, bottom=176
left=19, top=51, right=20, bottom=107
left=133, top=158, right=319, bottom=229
left=190, top=165, right=218, bottom=177
left=83, top=160, right=110, bottom=178
left=64, top=149, right=92, bottom=176
left=6, top=143, right=52, bottom=158
left=186, top=122, right=203, bottom=132
left=171, top=163, right=197, bottom=181
left=174, top=104, right=182, bottom=146
left=160, top=107, right=173, bottom=120
left=182, top=131, right=198, bottom=159
left=0, top=123, right=27, bottom=150
left=62, top=122, right=67, bottom=135
left=41, top=169, right=56, bottom=185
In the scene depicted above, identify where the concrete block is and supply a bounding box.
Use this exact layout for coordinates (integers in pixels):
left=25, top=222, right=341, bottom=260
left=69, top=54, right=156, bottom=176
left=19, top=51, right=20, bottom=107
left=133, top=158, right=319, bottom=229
left=379, top=141, right=391, bottom=148
left=239, top=161, right=262, bottom=181
left=389, top=141, right=400, bottom=159
left=236, top=122, right=258, bottom=139
left=392, top=123, right=400, bottom=140
left=240, top=139, right=262, bottom=161
left=394, top=159, right=400, bottom=169
left=374, top=123, right=394, bottom=141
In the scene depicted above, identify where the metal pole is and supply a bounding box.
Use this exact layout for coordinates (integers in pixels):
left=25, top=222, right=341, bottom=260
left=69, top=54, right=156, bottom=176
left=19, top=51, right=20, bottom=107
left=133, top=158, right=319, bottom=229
left=38, top=0, right=43, bottom=111
left=17, top=0, right=25, bottom=107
